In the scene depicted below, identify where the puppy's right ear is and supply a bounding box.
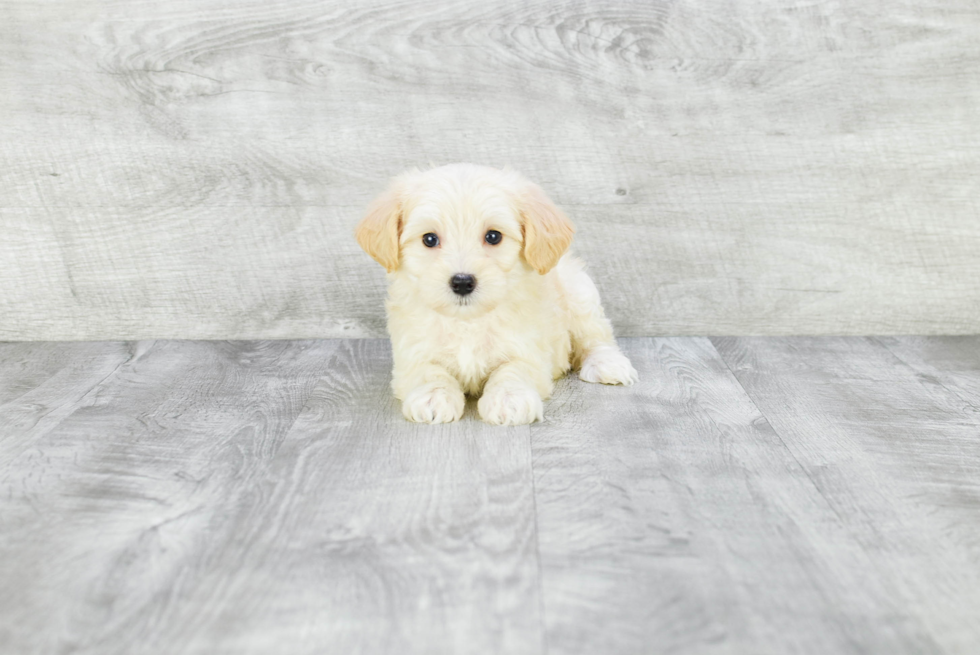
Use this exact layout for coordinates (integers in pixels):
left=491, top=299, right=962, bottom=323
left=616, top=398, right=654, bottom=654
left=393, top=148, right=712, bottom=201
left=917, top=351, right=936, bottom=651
left=520, top=182, right=575, bottom=275
left=355, top=186, right=402, bottom=273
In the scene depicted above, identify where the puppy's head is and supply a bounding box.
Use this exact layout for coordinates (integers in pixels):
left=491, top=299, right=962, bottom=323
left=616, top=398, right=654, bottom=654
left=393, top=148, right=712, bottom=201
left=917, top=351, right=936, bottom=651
left=355, top=164, right=575, bottom=317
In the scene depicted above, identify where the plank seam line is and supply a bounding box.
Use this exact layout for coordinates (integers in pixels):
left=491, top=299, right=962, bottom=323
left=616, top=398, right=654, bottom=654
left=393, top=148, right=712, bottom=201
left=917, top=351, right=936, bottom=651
left=266, top=341, right=346, bottom=459
left=0, top=342, right=143, bottom=470
left=706, top=337, right=852, bottom=529
left=66, top=341, right=144, bottom=408
left=527, top=423, right=551, bottom=655
left=871, top=337, right=980, bottom=418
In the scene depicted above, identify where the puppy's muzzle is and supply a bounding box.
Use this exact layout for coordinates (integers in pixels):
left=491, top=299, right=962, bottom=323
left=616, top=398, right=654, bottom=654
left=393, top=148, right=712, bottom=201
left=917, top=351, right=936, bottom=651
left=450, top=273, right=476, bottom=296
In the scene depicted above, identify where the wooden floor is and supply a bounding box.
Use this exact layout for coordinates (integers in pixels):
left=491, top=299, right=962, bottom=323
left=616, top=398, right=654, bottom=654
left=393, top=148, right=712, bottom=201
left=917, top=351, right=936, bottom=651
left=1, top=337, right=979, bottom=654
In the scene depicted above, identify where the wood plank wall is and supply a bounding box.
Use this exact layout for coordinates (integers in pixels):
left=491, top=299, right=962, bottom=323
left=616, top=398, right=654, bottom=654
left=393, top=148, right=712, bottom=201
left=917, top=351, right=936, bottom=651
left=1, top=0, right=978, bottom=339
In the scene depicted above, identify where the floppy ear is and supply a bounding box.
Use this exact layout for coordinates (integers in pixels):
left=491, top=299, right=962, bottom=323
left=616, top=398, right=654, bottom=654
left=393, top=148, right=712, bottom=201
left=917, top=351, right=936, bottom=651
left=355, top=186, right=403, bottom=273
left=520, top=183, right=575, bottom=274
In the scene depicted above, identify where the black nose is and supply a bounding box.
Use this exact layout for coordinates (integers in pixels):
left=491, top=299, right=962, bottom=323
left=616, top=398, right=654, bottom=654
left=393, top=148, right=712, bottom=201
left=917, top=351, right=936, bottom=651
left=450, top=273, right=476, bottom=296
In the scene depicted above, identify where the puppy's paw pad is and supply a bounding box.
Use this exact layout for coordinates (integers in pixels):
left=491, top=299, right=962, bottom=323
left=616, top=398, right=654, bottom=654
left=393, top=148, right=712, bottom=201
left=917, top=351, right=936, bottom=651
left=478, top=384, right=543, bottom=426
left=579, top=348, right=638, bottom=386
left=403, top=384, right=465, bottom=424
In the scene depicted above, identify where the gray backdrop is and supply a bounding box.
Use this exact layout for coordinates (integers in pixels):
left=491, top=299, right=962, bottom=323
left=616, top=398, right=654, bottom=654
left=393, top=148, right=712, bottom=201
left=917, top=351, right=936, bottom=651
left=2, top=0, right=978, bottom=340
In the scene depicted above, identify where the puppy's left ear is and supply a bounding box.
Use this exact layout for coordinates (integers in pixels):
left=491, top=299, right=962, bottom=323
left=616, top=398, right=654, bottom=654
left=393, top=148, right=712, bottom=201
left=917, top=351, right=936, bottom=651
left=520, top=183, right=575, bottom=274
left=355, top=185, right=403, bottom=273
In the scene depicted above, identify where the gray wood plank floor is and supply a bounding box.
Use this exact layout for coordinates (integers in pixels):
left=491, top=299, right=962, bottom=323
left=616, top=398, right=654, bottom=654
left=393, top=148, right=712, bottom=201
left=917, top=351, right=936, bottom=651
left=1, top=337, right=979, bottom=654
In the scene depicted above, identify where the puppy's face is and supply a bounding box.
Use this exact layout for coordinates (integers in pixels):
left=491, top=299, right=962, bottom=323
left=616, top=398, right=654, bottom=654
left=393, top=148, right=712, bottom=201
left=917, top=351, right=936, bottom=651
left=398, top=177, right=525, bottom=317
left=356, top=164, right=574, bottom=318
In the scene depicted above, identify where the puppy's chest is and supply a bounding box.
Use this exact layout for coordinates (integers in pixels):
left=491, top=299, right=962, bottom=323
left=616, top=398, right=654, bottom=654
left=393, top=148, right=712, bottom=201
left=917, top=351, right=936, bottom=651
left=433, top=321, right=508, bottom=391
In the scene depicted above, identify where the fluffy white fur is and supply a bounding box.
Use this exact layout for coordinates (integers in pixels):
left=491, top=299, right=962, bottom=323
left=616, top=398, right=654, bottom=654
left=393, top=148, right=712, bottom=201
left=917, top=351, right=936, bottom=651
left=355, top=163, right=637, bottom=425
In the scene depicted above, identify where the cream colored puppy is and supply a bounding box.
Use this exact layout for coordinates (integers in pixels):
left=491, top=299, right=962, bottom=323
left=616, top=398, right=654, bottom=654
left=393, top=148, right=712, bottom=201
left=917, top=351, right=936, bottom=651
left=355, top=163, right=637, bottom=425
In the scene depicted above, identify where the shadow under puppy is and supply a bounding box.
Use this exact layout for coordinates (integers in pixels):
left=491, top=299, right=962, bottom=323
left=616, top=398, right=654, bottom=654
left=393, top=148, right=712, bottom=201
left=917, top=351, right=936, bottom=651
left=356, top=163, right=637, bottom=425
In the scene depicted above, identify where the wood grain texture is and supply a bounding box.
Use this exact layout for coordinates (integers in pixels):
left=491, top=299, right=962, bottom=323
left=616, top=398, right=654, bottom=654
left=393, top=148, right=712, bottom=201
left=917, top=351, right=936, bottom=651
left=1, top=1, right=979, bottom=339
left=0, top=339, right=341, bottom=654
left=531, top=337, right=980, bottom=654
left=0, top=339, right=542, bottom=655
left=875, top=336, right=980, bottom=415
left=0, top=341, right=136, bottom=467
left=221, top=339, right=543, bottom=655
left=3, top=337, right=980, bottom=653
left=712, top=336, right=980, bottom=655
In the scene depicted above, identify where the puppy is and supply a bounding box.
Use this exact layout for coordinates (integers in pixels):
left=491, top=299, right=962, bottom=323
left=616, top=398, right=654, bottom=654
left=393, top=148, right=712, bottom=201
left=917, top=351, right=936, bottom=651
left=355, top=163, right=637, bottom=425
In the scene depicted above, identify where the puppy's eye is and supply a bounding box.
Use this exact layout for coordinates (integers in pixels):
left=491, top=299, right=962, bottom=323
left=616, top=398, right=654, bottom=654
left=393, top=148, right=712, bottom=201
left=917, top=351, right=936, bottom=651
left=484, top=230, right=502, bottom=245
left=422, top=233, right=439, bottom=248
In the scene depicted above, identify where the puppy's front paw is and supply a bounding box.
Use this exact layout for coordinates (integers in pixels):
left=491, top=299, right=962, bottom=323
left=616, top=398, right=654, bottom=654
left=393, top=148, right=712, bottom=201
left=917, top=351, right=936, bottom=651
left=478, top=383, right=543, bottom=426
left=402, top=383, right=465, bottom=424
left=579, top=346, right=639, bottom=386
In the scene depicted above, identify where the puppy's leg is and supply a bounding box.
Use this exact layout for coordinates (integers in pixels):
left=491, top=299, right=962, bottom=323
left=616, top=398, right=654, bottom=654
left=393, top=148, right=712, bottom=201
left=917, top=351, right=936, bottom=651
left=559, top=258, right=638, bottom=386
left=394, top=363, right=465, bottom=424
left=478, top=361, right=550, bottom=426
